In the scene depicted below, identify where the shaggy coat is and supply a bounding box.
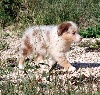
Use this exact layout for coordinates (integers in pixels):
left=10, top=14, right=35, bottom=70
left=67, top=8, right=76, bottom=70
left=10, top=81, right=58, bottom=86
left=19, top=21, right=82, bottom=72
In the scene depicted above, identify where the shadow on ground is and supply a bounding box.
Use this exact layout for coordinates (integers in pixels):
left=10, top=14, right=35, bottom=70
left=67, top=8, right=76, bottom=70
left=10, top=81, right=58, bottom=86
left=71, top=62, right=100, bottom=69
left=53, top=62, right=100, bottom=70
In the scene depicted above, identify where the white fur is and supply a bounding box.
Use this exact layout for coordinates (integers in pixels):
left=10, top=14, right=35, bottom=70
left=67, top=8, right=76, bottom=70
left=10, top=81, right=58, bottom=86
left=19, top=21, right=82, bottom=72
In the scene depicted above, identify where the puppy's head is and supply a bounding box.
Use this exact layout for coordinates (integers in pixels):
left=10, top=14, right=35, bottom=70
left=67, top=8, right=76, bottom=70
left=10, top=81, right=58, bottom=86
left=57, top=21, right=82, bottom=43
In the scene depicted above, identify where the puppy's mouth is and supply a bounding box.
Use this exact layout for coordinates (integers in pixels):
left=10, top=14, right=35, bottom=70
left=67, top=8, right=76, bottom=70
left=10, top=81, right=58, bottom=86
left=72, top=38, right=82, bottom=43
left=80, top=37, right=82, bottom=42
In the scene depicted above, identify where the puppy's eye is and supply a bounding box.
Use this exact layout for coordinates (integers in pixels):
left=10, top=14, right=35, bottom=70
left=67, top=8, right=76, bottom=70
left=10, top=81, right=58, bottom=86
left=72, top=32, right=76, bottom=35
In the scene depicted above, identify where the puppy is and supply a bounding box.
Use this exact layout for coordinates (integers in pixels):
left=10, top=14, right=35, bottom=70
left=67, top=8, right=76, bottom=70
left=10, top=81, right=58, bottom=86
left=18, top=21, right=82, bottom=72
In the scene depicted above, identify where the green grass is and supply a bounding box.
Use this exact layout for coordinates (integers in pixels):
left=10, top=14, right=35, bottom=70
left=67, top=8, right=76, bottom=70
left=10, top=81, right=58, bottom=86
left=79, top=39, right=100, bottom=52
left=0, top=0, right=100, bottom=38
left=79, top=24, right=100, bottom=38
left=0, top=0, right=100, bottom=29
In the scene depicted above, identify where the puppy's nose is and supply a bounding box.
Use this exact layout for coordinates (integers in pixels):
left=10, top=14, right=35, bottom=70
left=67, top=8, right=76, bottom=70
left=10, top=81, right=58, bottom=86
left=80, top=37, right=82, bottom=41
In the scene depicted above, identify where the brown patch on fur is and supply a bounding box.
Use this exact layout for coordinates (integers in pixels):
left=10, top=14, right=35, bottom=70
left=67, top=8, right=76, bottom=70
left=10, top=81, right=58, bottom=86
left=57, top=22, right=71, bottom=36
left=22, top=48, right=28, bottom=55
left=41, top=43, right=46, bottom=49
left=24, top=37, right=32, bottom=50
left=22, top=37, right=33, bottom=55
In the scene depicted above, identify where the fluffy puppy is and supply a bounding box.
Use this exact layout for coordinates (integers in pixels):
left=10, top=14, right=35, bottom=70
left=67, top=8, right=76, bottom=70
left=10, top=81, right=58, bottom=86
left=19, top=21, right=82, bottom=72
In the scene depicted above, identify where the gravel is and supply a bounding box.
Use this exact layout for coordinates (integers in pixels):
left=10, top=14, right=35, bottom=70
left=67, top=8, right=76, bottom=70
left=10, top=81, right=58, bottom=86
left=0, top=35, right=100, bottom=84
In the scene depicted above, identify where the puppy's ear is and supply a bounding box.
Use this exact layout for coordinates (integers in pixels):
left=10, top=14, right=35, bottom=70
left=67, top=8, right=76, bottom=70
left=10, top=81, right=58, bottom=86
left=57, top=22, right=71, bottom=36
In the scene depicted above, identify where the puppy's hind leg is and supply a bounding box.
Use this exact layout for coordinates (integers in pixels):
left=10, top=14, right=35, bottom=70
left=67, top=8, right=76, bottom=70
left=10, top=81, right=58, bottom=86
left=36, top=54, right=44, bottom=63
left=36, top=54, right=45, bottom=68
left=19, top=48, right=29, bottom=69
left=19, top=38, right=33, bottom=69
left=19, top=53, right=26, bottom=69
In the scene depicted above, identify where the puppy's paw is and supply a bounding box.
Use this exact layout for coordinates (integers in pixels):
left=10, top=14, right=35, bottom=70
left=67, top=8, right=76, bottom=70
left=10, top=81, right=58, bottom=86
left=68, top=66, right=76, bottom=73
left=18, top=64, right=24, bottom=69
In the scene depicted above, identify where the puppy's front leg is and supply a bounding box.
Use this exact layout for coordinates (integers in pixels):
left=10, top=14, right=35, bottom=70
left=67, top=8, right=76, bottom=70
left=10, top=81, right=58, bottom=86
left=54, top=54, right=76, bottom=72
left=59, top=59, right=76, bottom=72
